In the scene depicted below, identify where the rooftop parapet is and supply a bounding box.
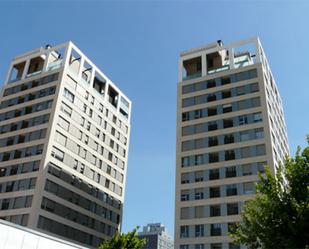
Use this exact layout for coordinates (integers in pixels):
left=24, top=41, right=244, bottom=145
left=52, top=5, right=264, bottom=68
left=4, top=41, right=131, bottom=121
left=179, top=37, right=267, bottom=81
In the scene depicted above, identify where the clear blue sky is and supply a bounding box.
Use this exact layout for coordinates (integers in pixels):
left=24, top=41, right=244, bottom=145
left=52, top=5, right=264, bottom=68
left=0, top=0, right=308, bottom=237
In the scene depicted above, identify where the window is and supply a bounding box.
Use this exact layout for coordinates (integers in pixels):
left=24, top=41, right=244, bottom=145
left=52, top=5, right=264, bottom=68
left=195, top=189, right=204, bottom=200
left=181, top=157, right=189, bottom=167
left=209, top=152, right=219, bottom=163
left=242, top=164, right=252, bottom=176
left=61, top=103, right=72, bottom=117
left=180, top=245, right=189, bottom=249
left=239, top=115, right=248, bottom=125
left=257, top=162, right=266, bottom=173
left=243, top=182, right=254, bottom=194
left=58, top=116, right=70, bottom=131
left=240, top=130, right=250, bottom=141
left=51, top=147, right=64, bottom=162
left=254, top=128, right=264, bottom=139
left=181, top=190, right=190, bottom=201
left=180, top=225, right=189, bottom=238
left=221, top=76, right=231, bottom=85
left=209, top=169, right=219, bottom=180
left=251, top=82, right=259, bottom=92
left=227, top=203, right=239, bottom=215
left=240, top=146, right=251, bottom=158
left=236, top=85, right=246, bottom=96
left=195, top=244, right=205, bottom=249
left=195, top=154, right=203, bottom=165
left=1, top=199, right=10, bottom=210
left=195, top=224, right=204, bottom=237
left=207, top=80, right=216, bottom=88
left=86, top=121, right=91, bottom=131
left=226, top=166, right=236, bottom=178
left=222, top=104, right=232, bottom=113
left=10, top=165, right=18, bottom=175
left=229, top=243, right=240, bottom=249
left=181, top=173, right=190, bottom=184
left=211, top=244, right=222, bottom=249
left=208, top=107, right=217, bottom=116
left=208, top=121, right=217, bottom=131
left=63, top=88, right=74, bottom=103
left=207, top=94, right=216, bottom=102
left=195, top=171, right=204, bottom=182
left=210, top=205, right=221, bottom=217
left=256, top=144, right=266, bottom=156
left=55, top=132, right=67, bottom=146
left=195, top=110, right=202, bottom=119
left=252, top=97, right=261, bottom=107
left=225, top=150, right=235, bottom=160
left=223, top=118, right=233, bottom=128
left=224, top=134, right=234, bottom=144
left=226, top=184, right=237, bottom=196
left=13, top=197, right=24, bottom=209
left=180, top=207, right=190, bottom=219
left=0, top=168, right=6, bottom=177
left=221, top=90, right=231, bottom=99
left=195, top=206, right=204, bottom=218
left=99, top=104, right=104, bottom=113
left=210, top=224, right=221, bottom=236
left=208, top=137, right=218, bottom=147
left=253, top=112, right=262, bottom=122
left=209, top=187, right=220, bottom=198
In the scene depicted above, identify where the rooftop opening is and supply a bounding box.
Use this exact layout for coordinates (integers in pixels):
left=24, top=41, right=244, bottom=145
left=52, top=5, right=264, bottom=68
left=82, top=60, right=92, bottom=84
left=119, top=96, right=130, bottom=119
left=233, top=43, right=256, bottom=69
left=182, top=56, right=202, bottom=80
left=46, top=47, right=65, bottom=71
left=93, top=71, right=106, bottom=95
left=68, top=48, right=81, bottom=75
left=9, top=61, right=26, bottom=83
left=26, top=55, right=45, bottom=78
left=108, top=85, right=118, bottom=108
left=207, top=48, right=228, bottom=75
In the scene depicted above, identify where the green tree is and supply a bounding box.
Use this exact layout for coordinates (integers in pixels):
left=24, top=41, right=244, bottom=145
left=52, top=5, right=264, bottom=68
left=99, top=228, right=146, bottom=249
left=230, top=137, right=309, bottom=249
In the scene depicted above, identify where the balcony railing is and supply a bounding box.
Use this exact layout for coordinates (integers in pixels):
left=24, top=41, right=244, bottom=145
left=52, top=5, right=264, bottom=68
left=47, top=59, right=63, bottom=71
left=182, top=72, right=202, bottom=81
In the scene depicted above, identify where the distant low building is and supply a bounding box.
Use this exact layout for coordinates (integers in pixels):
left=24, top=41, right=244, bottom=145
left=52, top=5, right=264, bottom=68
left=138, top=223, right=174, bottom=249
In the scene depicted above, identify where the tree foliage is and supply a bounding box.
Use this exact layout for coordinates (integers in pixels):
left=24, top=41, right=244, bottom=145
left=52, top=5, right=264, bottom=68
left=230, top=137, right=309, bottom=249
left=99, top=228, right=146, bottom=249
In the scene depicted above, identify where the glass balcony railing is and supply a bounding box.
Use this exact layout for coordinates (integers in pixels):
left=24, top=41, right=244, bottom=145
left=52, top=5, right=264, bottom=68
left=182, top=72, right=202, bottom=81
left=26, top=70, right=42, bottom=78
left=208, top=65, right=230, bottom=75
left=47, top=59, right=63, bottom=71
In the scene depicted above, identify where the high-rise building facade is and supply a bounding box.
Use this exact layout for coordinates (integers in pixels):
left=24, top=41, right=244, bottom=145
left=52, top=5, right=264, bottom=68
left=175, top=37, right=289, bottom=249
left=138, top=223, right=174, bottom=249
left=0, top=42, right=131, bottom=248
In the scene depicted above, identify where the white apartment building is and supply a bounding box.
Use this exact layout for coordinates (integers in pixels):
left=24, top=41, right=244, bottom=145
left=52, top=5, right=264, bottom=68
left=175, top=37, right=289, bottom=249
left=0, top=42, right=131, bottom=248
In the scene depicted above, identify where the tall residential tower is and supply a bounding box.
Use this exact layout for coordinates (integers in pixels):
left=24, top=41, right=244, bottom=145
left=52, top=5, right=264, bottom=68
left=0, top=42, right=131, bottom=248
left=175, top=37, right=289, bottom=249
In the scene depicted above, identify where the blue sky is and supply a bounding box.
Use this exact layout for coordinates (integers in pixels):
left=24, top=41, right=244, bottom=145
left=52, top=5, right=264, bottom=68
left=0, top=1, right=308, bottom=237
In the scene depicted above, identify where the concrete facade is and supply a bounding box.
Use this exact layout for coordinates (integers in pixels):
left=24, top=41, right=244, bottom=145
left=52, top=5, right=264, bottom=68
left=174, top=37, right=289, bottom=249
left=0, top=42, right=131, bottom=248
left=138, top=223, right=174, bottom=249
